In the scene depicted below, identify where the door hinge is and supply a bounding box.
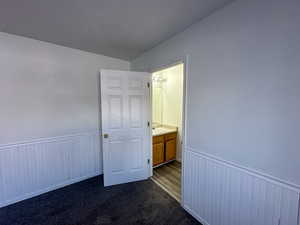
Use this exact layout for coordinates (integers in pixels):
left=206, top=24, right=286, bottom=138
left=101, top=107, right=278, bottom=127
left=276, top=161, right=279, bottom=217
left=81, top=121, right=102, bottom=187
left=147, top=159, right=150, bottom=164
left=147, top=82, right=150, bottom=88
left=147, top=121, right=150, bottom=127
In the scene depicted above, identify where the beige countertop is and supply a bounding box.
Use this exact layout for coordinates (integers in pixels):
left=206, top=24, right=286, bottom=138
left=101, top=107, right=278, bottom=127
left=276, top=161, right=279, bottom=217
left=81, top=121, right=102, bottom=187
left=152, top=127, right=177, bottom=136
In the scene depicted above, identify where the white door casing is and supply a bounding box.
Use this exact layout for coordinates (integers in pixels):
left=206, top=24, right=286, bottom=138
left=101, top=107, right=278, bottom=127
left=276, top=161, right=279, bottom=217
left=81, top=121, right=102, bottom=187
left=100, top=70, right=151, bottom=186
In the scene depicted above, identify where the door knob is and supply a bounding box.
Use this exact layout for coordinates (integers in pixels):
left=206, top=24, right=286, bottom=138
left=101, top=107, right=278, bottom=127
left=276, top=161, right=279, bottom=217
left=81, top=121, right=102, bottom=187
left=103, top=134, right=109, bottom=138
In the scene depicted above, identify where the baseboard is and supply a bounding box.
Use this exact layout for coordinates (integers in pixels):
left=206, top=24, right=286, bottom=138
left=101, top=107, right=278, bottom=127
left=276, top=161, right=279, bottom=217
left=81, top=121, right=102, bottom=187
left=0, top=172, right=102, bottom=208
left=183, top=204, right=210, bottom=225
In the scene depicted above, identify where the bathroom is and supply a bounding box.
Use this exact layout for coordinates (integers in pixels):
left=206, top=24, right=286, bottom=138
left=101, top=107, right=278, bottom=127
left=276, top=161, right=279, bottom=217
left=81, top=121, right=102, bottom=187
left=151, top=63, right=184, bottom=202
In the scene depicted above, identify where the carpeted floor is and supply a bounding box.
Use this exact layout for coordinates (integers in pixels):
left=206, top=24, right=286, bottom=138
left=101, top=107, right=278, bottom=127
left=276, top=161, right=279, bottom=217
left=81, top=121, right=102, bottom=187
left=0, top=176, right=201, bottom=225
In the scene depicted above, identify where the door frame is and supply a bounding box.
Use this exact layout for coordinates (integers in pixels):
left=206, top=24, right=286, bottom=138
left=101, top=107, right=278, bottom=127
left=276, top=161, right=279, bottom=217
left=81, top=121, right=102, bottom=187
left=149, top=55, right=189, bottom=205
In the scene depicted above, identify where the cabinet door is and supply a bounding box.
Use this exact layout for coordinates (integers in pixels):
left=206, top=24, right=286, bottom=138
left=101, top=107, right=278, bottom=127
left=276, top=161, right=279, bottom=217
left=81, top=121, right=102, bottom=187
left=153, top=143, right=164, bottom=166
left=165, top=139, right=176, bottom=161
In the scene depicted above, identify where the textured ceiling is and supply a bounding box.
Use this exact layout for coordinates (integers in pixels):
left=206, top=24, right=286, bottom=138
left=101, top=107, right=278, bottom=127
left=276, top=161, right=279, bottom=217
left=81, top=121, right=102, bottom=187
left=0, top=0, right=234, bottom=60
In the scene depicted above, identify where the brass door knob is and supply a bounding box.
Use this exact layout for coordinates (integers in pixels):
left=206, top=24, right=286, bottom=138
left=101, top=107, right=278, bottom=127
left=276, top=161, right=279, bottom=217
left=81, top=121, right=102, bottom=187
left=103, top=134, right=109, bottom=138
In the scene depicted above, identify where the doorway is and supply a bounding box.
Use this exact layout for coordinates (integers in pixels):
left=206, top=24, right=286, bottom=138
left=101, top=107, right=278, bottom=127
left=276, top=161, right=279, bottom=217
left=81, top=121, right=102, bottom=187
left=99, top=63, right=187, bottom=202
left=150, top=63, right=185, bottom=202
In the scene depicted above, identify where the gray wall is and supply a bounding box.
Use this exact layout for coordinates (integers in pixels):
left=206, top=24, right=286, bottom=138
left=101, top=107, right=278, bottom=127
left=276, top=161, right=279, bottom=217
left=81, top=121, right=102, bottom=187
left=132, top=0, right=300, bottom=185
left=0, top=32, right=129, bottom=144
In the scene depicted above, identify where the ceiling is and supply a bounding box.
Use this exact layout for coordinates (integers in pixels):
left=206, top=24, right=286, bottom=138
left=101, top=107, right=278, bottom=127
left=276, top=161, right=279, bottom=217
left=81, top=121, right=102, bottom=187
left=0, top=0, right=233, bottom=60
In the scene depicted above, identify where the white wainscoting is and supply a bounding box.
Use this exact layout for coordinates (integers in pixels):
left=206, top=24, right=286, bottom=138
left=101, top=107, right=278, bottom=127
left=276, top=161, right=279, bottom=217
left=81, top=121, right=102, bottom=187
left=0, top=131, right=102, bottom=208
left=183, top=147, right=300, bottom=225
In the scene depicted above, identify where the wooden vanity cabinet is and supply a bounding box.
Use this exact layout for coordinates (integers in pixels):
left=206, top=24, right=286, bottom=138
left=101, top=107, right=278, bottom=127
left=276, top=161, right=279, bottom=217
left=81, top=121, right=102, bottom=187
left=153, top=142, right=164, bottom=166
left=165, top=139, right=176, bottom=161
left=152, top=132, right=177, bottom=166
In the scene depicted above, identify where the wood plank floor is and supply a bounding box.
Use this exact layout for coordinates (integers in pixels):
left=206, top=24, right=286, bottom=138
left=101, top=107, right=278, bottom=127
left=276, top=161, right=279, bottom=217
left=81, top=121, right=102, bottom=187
left=152, top=161, right=181, bottom=202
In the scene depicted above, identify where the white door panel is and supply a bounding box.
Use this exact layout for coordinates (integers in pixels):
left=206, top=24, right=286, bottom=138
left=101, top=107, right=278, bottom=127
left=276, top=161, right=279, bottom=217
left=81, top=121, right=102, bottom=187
left=100, top=70, right=150, bottom=186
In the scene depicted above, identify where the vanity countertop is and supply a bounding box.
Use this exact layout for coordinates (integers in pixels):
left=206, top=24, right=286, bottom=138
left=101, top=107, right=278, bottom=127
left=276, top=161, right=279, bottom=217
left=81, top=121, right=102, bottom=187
left=152, top=127, right=177, bottom=136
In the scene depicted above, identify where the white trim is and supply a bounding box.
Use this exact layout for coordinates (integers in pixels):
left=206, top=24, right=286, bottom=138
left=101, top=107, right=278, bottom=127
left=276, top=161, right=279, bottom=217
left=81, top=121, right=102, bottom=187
left=183, top=205, right=210, bottom=225
left=149, top=78, right=154, bottom=177
left=147, top=75, right=153, bottom=178
left=186, top=146, right=300, bottom=192
left=0, top=130, right=99, bottom=149
left=181, top=55, right=189, bottom=206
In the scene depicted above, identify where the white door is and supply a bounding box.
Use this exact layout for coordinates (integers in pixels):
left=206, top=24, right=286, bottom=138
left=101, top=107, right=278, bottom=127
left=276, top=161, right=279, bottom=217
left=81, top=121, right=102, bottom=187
left=100, top=69, right=151, bottom=186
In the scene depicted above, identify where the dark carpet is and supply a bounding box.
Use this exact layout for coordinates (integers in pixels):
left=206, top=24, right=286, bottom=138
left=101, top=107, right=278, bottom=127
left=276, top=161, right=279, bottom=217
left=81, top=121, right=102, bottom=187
left=0, top=176, right=201, bottom=225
